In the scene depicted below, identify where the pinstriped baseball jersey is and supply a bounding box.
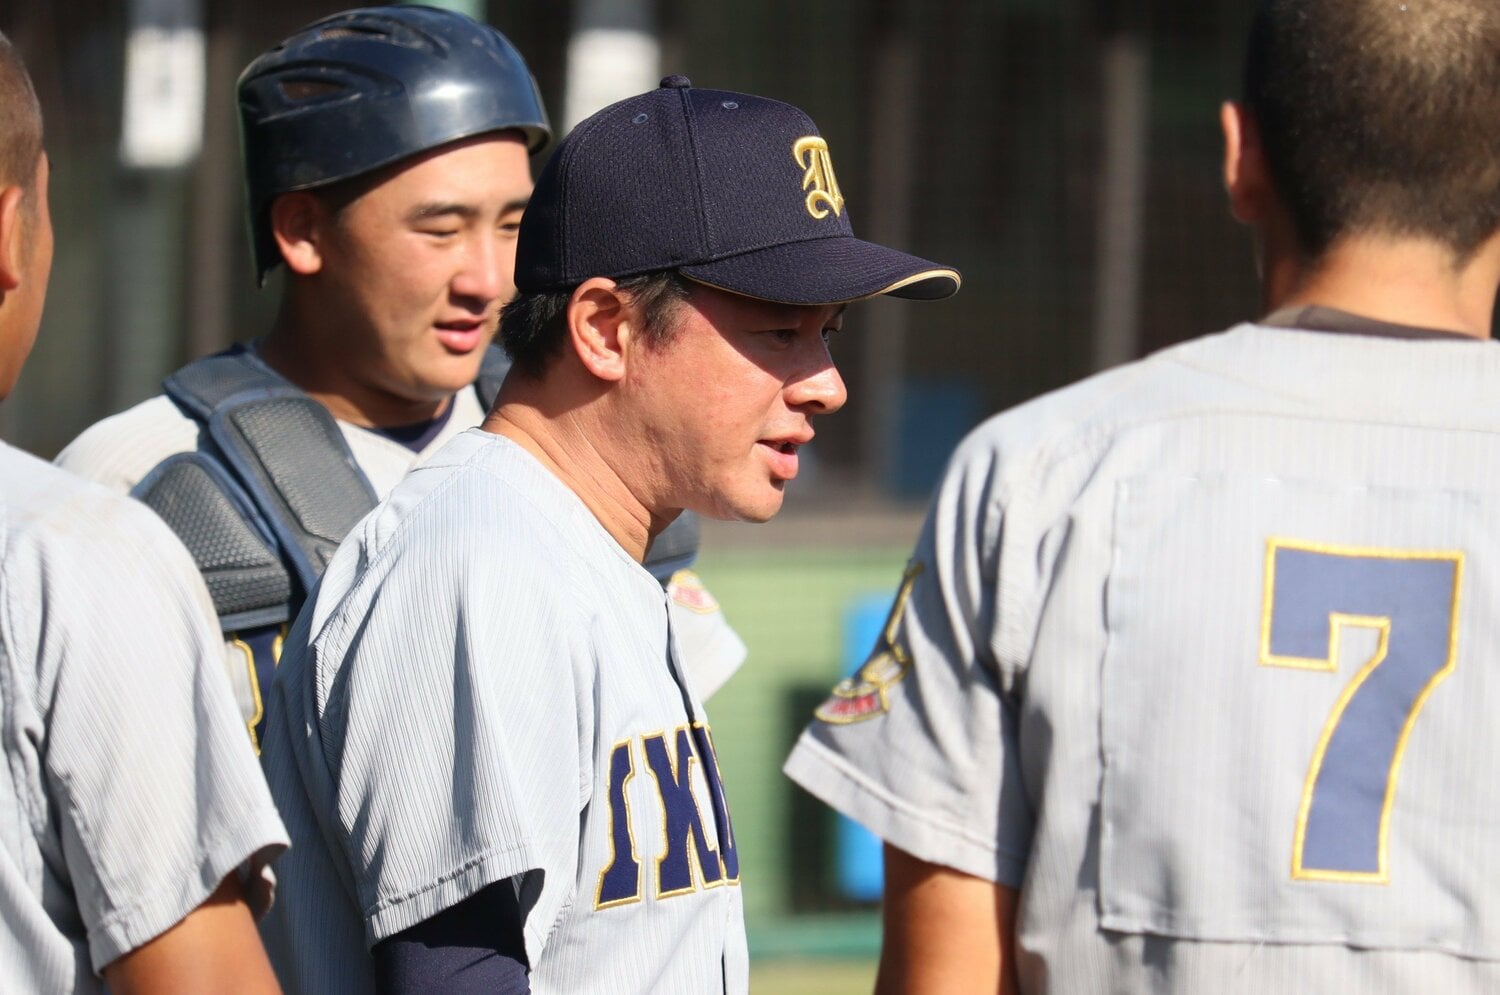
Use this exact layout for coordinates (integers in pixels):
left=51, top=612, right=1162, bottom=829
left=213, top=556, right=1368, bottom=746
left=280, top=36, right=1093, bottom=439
left=259, top=428, right=747, bottom=995
left=0, top=441, right=287, bottom=991
left=787, top=323, right=1500, bottom=992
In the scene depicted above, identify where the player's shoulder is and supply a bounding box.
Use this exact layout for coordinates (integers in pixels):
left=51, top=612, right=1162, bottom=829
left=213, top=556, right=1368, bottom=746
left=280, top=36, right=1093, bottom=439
left=2, top=441, right=204, bottom=604
left=383, top=428, right=623, bottom=562
left=950, top=325, right=1263, bottom=487
left=55, top=393, right=201, bottom=493
left=318, top=429, right=622, bottom=621
left=6, top=441, right=189, bottom=555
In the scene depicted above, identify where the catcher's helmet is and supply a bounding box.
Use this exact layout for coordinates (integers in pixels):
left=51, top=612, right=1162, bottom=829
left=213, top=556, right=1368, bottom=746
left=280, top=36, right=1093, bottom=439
left=238, top=5, right=550, bottom=282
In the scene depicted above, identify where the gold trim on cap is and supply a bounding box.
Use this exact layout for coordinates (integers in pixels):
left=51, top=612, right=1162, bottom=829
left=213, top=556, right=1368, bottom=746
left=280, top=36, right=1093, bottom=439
left=681, top=268, right=962, bottom=305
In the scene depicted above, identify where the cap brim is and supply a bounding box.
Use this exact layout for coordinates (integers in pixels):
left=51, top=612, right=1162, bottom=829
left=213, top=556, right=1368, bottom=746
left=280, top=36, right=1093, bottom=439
left=678, top=237, right=961, bottom=306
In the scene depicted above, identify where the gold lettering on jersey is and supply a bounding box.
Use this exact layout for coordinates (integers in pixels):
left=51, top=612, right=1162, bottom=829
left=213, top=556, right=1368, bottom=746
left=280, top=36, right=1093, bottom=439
left=228, top=636, right=265, bottom=754
left=229, top=623, right=287, bottom=756
left=594, top=738, right=644, bottom=910
left=793, top=136, right=845, bottom=220
left=594, top=725, right=739, bottom=911
left=815, top=561, right=924, bottom=724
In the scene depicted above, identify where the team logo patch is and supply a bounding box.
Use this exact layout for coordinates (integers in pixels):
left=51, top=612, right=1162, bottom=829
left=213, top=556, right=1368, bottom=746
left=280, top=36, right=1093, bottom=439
left=815, top=562, right=924, bottom=724
left=793, top=136, right=845, bottom=220
left=668, top=569, right=721, bottom=615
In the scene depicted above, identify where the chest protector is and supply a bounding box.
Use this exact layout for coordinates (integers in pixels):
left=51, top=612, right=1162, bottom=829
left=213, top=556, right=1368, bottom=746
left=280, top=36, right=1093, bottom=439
left=131, top=344, right=695, bottom=633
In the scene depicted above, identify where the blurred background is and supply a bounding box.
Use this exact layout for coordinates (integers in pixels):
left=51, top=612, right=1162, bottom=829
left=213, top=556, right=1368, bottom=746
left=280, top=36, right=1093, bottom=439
left=3, top=0, right=1266, bottom=990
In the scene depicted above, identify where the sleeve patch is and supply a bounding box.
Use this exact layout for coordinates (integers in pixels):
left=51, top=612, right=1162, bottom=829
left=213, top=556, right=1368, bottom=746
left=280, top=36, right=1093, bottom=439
left=814, top=562, right=923, bottom=724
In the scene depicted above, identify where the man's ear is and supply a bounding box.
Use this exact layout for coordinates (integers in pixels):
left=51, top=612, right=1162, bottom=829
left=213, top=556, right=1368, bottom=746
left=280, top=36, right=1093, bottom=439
left=1221, top=100, right=1271, bottom=225
left=270, top=192, right=328, bottom=276
left=0, top=185, right=25, bottom=292
left=567, top=278, right=632, bottom=383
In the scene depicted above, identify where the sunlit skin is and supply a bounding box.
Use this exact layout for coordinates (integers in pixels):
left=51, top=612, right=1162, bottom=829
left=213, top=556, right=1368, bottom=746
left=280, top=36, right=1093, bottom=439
left=621, top=285, right=848, bottom=524
left=488, top=280, right=848, bottom=562
left=260, top=133, right=533, bottom=427
left=101, top=874, right=280, bottom=995
left=0, top=151, right=51, bottom=400
left=876, top=845, right=1019, bottom=995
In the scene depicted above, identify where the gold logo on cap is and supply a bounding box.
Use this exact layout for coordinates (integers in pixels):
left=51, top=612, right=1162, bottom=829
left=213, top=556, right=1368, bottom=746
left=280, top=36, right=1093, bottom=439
left=793, top=136, right=845, bottom=220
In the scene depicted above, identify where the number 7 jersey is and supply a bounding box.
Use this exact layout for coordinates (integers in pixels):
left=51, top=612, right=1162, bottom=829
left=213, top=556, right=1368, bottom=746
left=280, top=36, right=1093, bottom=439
left=786, top=320, right=1500, bottom=993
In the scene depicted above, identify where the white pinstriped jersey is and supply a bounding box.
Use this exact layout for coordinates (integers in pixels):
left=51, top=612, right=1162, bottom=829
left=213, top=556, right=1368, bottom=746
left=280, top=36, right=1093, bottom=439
left=260, top=429, right=747, bottom=995
left=786, top=322, right=1500, bottom=993
left=0, top=441, right=287, bottom=992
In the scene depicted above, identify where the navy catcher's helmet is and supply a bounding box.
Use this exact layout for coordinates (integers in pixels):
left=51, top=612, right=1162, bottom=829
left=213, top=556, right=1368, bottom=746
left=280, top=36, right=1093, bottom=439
left=238, top=5, right=551, bottom=282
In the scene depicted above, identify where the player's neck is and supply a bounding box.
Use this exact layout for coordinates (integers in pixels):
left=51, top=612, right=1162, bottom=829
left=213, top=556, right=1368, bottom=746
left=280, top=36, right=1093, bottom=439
left=1261, top=232, right=1500, bottom=339
left=483, top=389, right=656, bottom=563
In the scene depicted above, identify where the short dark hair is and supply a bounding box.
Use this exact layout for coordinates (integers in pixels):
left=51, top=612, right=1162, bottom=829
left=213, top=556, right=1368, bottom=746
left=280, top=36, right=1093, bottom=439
left=0, top=31, right=42, bottom=200
left=1244, top=0, right=1500, bottom=261
left=500, top=270, right=696, bottom=379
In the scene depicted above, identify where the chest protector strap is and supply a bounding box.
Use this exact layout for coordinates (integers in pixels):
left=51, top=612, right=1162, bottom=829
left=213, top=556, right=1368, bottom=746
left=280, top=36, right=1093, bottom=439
left=134, top=343, right=702, bottom=630
left=133, top=346, right=379, bottom=630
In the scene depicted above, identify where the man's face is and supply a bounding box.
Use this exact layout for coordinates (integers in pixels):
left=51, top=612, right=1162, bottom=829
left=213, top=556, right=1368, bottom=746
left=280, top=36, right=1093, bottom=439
left=0, top=152, right=52, bottom=400
left=314, top=134, right=531, bottom=406
left=625, top=284, right=848, bottom=523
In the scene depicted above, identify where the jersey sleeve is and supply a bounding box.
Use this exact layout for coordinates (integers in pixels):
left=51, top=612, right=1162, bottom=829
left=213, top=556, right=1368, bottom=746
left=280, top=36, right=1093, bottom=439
left=307, top=507, right=591, bottom=956
left=3, top=481, right=288, bottom=973
left=784, top=434, right=1038, bottom=887
left=667, top=570, right=747, bottom=700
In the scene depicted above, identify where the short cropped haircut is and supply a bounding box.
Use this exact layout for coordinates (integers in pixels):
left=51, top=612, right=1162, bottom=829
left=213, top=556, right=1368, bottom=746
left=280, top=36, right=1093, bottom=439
left=0, top=31, right=42, bottom=196
left=500, top=270, right=696, bottom=379
left=1244, top=0, right=1500, bottom=261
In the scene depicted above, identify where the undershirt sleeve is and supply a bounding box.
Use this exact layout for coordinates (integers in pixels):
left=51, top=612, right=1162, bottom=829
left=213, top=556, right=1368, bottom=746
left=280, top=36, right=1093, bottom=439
left=372, top=880, right=530, bottom=995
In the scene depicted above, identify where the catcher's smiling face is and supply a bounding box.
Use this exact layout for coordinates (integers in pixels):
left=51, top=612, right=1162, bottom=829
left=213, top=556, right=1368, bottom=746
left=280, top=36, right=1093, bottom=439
left=265, top=133, right=533, bottom=425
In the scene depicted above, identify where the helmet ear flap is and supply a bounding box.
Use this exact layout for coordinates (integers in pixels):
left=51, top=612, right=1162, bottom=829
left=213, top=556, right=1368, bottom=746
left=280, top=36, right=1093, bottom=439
left=237, top=5, right=551, bottom=283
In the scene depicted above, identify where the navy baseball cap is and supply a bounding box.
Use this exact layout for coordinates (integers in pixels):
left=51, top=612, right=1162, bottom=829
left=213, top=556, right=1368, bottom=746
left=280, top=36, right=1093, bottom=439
left=515, top=76, right=961, bottom=305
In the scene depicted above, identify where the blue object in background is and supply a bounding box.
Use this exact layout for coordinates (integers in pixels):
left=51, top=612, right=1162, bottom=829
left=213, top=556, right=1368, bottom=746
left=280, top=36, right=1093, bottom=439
left=835, top=592, right=897, bottom=902
left=888, top=378, right=983, bottom=500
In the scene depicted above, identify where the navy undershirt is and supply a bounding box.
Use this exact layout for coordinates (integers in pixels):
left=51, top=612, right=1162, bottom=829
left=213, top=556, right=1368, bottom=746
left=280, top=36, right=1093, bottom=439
left=372, top=880, right=530, bottom=994
left=369, top=397, right=457, bottom=453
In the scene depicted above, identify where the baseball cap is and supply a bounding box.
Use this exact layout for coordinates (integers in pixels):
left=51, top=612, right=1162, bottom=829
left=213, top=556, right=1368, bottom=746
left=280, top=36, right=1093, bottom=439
left=515, top=76, right=961, bottom=305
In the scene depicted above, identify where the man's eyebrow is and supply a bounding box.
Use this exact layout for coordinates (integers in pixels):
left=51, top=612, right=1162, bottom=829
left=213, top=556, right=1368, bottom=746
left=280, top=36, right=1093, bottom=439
left=766, top=302, right=847, bottom=325
left=406, top=202, right=480, bottom=223
left=406, top=197, right=531, bottom=223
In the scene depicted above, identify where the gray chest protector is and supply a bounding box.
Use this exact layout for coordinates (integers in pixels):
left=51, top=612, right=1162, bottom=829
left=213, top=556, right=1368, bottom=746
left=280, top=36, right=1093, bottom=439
left=131, top=344, right=697, bottom=634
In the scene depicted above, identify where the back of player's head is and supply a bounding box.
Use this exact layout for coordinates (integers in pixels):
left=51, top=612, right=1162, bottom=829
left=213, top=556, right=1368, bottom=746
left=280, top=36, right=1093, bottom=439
left=1244, top=0, right=1500, bottom=261
left=0, top=31, right=42, bottom=197
left=237, top=5, right=550, bottom=283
